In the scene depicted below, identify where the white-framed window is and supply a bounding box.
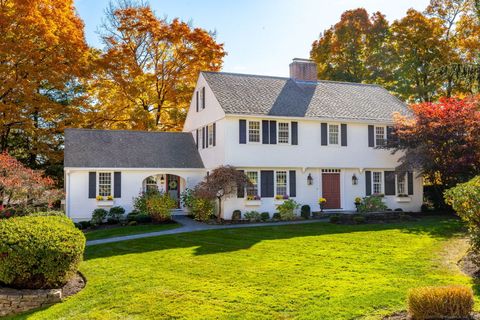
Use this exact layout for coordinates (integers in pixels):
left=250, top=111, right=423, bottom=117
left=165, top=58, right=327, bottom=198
left=276, top=171, right=288, bottom=196
left=145, top=176, right=158, bottom=193
left=372, top=171, right=382, bottom=194
left=248, top=120, right=261, bottom=143
left=208, top=124, right=214, bottom=147
left=98, top=172, right=112, bottom=197
left=375, top=126, right=386, bottom=146
left=397, top=174, right=406, bottom=195
left=246, top=171, right=259, bottom=196
left=328, top=124, right=339, bottom=145
left=278, top=122, right=289, bottom=144
left=200, top=87, right=206, bottom=109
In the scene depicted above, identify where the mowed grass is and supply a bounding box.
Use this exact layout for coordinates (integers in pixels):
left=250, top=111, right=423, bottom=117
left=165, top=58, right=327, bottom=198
left=84, top=223, right=180, bottom=241
left=18, top=217, right=474, bottom=320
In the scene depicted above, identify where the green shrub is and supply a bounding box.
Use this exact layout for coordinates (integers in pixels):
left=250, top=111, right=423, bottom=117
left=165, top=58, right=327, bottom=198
left=134, top=213, right=152, bottom=223
left=0, top=215, right=85, bottom=289
left=108, top=206, right=125, bottom=222
left=180, top=189, right=215, bottom=222
left=353, top=215, right=366, bottom=224
left=128, top=221, right=138, bottom=226
left=301, top=205, right=311, bottom=219
left=79, top=220, right=91, bottom=229
left=277, top=199, right=299, bottom=220
left=272, top=212, right=281, bottom=220
left=445, top=176, right=480, bottom=253
left=126, top=210, right=140, bottom=221
left=30, top=211, right=65, bottom=217
left=244, top=211, right=261, bottom=222
left=407, top=285, right=474, bottom=319
left=329, top=215, right=340, bottom=224
left=260, top=212, right=270, bottom=221
left=91, top=208, right=108, bottom=225
left=232, top=210, right=241, bottom=221
left=357, top=195, right=388, bottom=213
left=133, top=192, right=176, bottom=222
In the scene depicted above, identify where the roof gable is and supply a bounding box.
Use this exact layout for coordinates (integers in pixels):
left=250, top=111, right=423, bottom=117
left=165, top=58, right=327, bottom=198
left=201, top=71, right=410, bottom=122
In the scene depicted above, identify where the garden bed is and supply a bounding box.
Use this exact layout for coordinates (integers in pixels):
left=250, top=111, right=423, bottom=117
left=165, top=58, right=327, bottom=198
left=0, top=272, right=85, bottom=317
left=83, top=220, right=179, bottom=241
left=383, top=310, right=480, bottom=319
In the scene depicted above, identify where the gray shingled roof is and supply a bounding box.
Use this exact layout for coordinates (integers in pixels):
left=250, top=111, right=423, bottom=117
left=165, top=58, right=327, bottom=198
left=202, top=71, right=410, bottom=121
left=64, top=129, right=204, bottom=168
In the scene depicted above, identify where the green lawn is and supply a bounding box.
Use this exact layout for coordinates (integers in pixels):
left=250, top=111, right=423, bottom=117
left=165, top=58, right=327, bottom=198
left=17, top=217, right=474, bottom=320
left=84, top=222, right=180, bottom=241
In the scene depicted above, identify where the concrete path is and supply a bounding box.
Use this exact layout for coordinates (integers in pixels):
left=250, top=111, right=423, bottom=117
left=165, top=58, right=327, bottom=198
left=86, top=215, right=328, bottom=246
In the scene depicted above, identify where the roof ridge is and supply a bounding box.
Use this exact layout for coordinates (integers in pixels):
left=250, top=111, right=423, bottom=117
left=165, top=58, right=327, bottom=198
left=65, top=128, right=188, bottom=135
left=201, top=71, right=383, bottom=87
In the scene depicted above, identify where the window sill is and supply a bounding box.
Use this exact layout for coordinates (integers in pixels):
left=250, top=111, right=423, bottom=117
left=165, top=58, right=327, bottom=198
left=395, top=197, right=411, bottom=203
left=245, top=200, right=262, bottom=206
left=97, top=200, right=114, bottom=207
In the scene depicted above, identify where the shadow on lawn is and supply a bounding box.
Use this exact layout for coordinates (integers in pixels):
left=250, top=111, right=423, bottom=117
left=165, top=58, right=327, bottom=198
left=84, top=216, right=464, bottom=260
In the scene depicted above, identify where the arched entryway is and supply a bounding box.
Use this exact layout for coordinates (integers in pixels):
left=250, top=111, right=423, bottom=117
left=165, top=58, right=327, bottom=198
left=142, top=174, right=184, bottom=208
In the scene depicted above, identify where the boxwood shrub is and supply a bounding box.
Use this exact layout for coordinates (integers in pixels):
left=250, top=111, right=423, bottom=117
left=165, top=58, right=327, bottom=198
left=0, top=215, right=85, bottom=289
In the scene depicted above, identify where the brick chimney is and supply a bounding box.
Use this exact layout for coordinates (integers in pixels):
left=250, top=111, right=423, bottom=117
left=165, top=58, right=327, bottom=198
left=289, top=58, right=317, bottom=82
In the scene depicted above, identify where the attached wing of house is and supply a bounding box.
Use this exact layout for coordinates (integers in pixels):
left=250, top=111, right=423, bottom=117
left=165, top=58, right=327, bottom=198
left=65, top=58, right=422, bottom=221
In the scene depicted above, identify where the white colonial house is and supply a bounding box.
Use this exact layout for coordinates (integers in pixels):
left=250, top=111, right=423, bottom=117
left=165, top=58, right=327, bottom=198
left=64, top=58, right=423, bottom=221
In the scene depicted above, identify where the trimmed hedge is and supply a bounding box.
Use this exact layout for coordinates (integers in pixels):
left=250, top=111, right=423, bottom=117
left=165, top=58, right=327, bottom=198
left=0, top=215, right=85, bottom=289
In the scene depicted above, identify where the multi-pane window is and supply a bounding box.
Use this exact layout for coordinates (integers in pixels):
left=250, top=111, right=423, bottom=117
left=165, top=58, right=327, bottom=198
left=397, top=174, right=406, bottom=195
left=98, top=172, right=112, bottom=197
left=145, top=176, right=158, bottom=193
left=278, top=122, right=289, bottom=144
left=329, top=124, right=339, bottom=145
left=373, top=172, right=382, bottom=194
left=248, top=121, right=260, bottom=143
left=246, top=171, right=259, bottom=196
left=198, top=128, right=203, bottom=149
left=276, top=171, right=288, bottom=196
left=208, top=124, right=214, bottom=146
left=375, top=126, right=386, bottom=146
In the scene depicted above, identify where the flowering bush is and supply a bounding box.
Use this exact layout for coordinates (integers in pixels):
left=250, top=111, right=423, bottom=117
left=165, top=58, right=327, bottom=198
left=318, top=197, right=327, bottom=204
left=277, top=199, right=299, bottom=220
left=354, top=197, right=362, bottom=204
left=357, top=195, right=388, bottom=213
left=180, top=188, right=216, bottom=222
left=133, top=191, right=176, bottom=222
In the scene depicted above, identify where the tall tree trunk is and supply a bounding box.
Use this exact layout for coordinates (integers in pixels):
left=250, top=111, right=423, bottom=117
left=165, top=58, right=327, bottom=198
left=217, top=196, right=222, bottom=222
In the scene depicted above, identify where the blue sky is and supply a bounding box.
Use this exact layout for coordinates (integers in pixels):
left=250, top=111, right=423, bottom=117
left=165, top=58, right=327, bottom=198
left=75, top=0, right=429, bottom=77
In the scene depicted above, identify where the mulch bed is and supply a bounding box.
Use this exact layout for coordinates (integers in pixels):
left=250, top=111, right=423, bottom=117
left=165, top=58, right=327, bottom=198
left=459, top=250, right=480, bottom=278
left=62, top=272, right=86, bottom=298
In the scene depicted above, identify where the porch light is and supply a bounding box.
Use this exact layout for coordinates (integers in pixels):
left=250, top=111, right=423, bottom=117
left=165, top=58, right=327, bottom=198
left=160, top=175, right=165, bottom=183
left=352, top=174, right=358, bottom=185
left=307, top=174, right=313, bottom=185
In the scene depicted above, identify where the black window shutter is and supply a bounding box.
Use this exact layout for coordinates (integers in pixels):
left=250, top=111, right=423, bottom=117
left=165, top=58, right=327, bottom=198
left=262, top=120, right=269, bottom=144
left=269, top=120, right=277, bottom=144
left=239, top=119, right=247, bottom=144
left=289, top=170, right=296, bottom=197
left=202, top=87, right=205, bottom=109
left=213, top=122, right=216, bottom=147
left=196, top=129, right=199, bottom=149
left=384, top=171, right=396, bottom=196
left=341, top=124, right=347, bottom=146
left=196, top=91, right=199, bottom=112
left=321, top=123, right=328, bottom=145
left=202, top=127, right=205, bottom=149
left=408, top=171, right=414, bottom=195
left=237, top=170, right=245, bottom=198
left=261, top=170, right=274, bottom=198
left=365, top=170, right=372, bottom=196
left=114, top=172, right=121, bottom=198
left=88, top=172, right=96, bottom=198
left=368, top=125, right=375, bottom=147
left=291, top=122, right=298, bottom=145
left=386, top=126, right=394, bottom=144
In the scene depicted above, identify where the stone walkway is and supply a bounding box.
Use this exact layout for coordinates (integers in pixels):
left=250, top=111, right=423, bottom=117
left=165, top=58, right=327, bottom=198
left=86, top=215, right=328, bottom=246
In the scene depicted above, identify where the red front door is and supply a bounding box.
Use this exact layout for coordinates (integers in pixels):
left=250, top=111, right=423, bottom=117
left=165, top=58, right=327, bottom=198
left=322, top=173, right=341, bottom=209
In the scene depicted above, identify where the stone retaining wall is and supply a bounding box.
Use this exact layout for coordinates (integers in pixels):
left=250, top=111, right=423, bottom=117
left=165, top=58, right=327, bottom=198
left=0, top=287, right=62, bottom=317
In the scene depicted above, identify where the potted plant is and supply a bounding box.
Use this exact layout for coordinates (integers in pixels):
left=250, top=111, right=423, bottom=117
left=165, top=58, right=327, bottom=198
left=318, top=197, right=327, bottom=212
left=354, top=197, right=362, bottom=212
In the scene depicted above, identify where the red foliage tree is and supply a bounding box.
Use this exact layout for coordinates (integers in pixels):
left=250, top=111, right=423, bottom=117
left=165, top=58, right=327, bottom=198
left=0, top=152, right=62, bottom=211
left=388, top=96, right=480, bottom=199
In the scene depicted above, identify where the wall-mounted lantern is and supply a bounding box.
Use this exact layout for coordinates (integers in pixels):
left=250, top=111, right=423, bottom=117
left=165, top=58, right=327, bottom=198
left=160, top=175, right=165, bottom=183
left=307, top=174, right=313, bottom=185
left=352, top=174, right=358, bottom=185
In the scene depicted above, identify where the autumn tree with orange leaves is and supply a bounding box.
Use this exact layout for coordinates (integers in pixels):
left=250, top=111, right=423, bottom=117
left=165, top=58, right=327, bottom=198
left=88, top=1, right=225, bottom=131
left=0, top=0, right=91, bottom=170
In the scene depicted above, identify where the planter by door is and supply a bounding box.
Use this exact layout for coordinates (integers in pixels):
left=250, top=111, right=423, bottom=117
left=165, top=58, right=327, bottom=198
left=166, top=174, right=180, bottom=208
left=322, top=172, right=341, bottom=209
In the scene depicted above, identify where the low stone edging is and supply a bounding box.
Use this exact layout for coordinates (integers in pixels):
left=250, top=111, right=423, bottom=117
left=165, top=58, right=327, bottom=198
left=0, top=287, right=62, bottom=317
